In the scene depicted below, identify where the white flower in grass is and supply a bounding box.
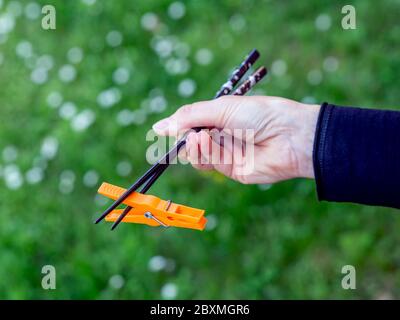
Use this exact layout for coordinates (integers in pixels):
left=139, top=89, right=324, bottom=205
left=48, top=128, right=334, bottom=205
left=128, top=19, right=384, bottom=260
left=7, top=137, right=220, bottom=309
left=16, top=40, right=32, bottom=58
left=149, top=95, right=167, bottom=113
left=0, top=13, right=15, bottom=34
left=168, top=2, right=186, bottom=20
left=178, top=78, right=196, bottom=97
left=141, top=12, right=158, bottom=31
left=112, top=67, right=130, bottom=85
left=71, top=109, right=96, bottom=132
left=229, top=14, right=246, bottom=32
left=195, top=48, right=213, bottom=66
left=83, top=170, right=99, bottom=187
left=97, top=87, right=121, bottom=108
left=4, top=164, right=23, bottom=190
left=59, top=170, right=75, bottom=194
left=315, top=14, right=331, bottom=31
left=58, top=64, right=77, bottom=83
left=106, top=30, right=123, bottom=47
left=41, top=136, right=59, bottom=160
left=154, top=38, right=174, bottom=58
left=205, top=214, right=218, bottom=231
left=31, top=67, right=48, bottom=84
left=67, top=47, right=84, bottom=64
left=59, top=102, right=77, bottom=120
left=161, top=283, right=178, bottom=300
left=307, top=69, right=323, bottom=86
left=24, top=2, right=41, bottom=20
left=36, top=55, right=54, bottom=70
left=323, top=56, right=339, bottom=72
left=271, top=59, right=287, bottom=77
left=26, top=167, right=44, bottom=184
left=148, top=256, right=167, bottom=272
left=116, top=161, right=132, bottom=177
left=116, top=109, right=134, bottom=126
left=165, top=58, right=189, bottom=75
left=2, top=145, right=18, bottom=162
left=109, top=275, right=125, bottom=290
left=47, top=91, right=63, bottom=109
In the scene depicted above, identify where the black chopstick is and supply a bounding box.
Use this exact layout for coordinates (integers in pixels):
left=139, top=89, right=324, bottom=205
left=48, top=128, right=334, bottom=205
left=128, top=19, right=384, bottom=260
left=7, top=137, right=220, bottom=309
left=95, top=49, right=262, bottom=226
left=214, top=49, right=260, bottom=98
left=110, top=164, right=168, bottom=230
left=232, top=66, right=267, bottom=96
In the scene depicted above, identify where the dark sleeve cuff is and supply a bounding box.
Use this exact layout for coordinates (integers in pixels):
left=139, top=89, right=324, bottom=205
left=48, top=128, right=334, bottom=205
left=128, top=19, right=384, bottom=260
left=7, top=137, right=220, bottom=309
left=313, top=102, right=400, bottom=209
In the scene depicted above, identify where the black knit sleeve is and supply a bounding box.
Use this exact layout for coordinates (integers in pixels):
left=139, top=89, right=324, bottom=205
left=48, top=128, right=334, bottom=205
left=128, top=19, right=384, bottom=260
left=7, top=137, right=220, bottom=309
left=313, top=102, right=400, bottom=209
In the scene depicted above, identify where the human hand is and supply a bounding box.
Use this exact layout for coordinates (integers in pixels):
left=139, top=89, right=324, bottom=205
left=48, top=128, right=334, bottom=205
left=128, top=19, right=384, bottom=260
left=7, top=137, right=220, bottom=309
left=152, top=96, right=320, bottom=184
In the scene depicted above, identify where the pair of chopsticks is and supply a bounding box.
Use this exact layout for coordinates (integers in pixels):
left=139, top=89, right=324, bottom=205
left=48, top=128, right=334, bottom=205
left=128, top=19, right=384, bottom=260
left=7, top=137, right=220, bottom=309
left=95, top=49, right=267, bottom=230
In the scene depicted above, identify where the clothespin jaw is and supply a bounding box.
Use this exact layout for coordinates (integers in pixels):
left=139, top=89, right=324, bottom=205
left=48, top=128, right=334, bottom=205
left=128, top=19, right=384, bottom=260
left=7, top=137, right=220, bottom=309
left=97, top=182, right=207, bottom=231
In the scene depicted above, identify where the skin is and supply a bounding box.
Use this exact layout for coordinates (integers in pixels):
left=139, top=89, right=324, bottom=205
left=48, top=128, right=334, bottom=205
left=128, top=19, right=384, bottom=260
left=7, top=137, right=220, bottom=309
left=152, top=96, right=321, bottom=184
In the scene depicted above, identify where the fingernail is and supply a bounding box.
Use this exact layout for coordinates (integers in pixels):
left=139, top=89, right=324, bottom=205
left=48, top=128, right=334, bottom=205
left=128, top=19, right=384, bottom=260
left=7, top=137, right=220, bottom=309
left=152, top=119, right=169, bottom=133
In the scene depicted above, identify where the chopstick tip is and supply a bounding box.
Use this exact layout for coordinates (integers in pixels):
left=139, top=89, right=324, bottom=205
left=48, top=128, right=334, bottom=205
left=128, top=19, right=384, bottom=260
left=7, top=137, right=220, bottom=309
left=94, top=215, right=105, bottom=224
left=111, top=219, right=123, bottom=230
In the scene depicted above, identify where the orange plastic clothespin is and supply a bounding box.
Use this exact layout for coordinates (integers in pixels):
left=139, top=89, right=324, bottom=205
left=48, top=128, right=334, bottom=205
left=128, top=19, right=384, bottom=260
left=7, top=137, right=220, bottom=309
left=97, top=182, right=207, bottom=231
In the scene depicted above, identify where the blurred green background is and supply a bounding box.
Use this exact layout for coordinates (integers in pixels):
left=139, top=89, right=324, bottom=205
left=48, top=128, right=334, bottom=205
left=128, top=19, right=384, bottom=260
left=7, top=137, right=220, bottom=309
left=0, top=0, right=399, bottom=299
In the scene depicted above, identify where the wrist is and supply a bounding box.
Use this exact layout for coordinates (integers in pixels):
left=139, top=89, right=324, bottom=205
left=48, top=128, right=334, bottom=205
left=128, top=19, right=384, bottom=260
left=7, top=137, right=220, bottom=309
left=293, top=103, right=321, bottom=179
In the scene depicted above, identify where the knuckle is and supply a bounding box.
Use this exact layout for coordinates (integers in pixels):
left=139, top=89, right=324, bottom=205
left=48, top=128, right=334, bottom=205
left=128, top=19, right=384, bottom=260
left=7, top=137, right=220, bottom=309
left=177, top=103, right=195, bottom=117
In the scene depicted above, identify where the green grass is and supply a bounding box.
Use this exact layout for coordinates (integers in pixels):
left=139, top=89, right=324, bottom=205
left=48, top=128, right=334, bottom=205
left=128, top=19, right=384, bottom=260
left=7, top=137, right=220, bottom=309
left=0, top=0, right=399, bottom=299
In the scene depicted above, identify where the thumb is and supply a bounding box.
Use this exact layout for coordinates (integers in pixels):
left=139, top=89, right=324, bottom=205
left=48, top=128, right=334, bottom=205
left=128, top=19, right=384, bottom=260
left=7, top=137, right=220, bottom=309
left=152, top=96, right=232, bottom=136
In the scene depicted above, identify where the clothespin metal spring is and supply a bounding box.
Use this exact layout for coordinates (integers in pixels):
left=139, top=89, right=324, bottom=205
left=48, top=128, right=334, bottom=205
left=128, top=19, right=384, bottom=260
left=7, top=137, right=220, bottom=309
left=144, top=211, right=169, bottom=228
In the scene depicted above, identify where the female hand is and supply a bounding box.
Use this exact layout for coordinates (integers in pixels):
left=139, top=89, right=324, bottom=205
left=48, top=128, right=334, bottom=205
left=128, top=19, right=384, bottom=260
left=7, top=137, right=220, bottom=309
left=152, top=96, right=320, bottom=184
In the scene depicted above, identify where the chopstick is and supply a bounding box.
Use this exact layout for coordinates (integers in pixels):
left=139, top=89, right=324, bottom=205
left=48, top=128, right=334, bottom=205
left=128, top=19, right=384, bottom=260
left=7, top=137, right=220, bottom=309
left=214, top=49, right=260, bottom=98
left=110, top=164, right=168, bottom=230
left=232, top=66, right=267, bottom=96
left=96, top=49, right=266, bottom=227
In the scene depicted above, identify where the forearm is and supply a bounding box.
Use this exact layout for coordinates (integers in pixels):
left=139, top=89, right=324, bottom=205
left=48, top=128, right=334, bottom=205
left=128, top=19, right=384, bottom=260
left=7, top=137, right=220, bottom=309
left=313, top=102, right=400, bottom=209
